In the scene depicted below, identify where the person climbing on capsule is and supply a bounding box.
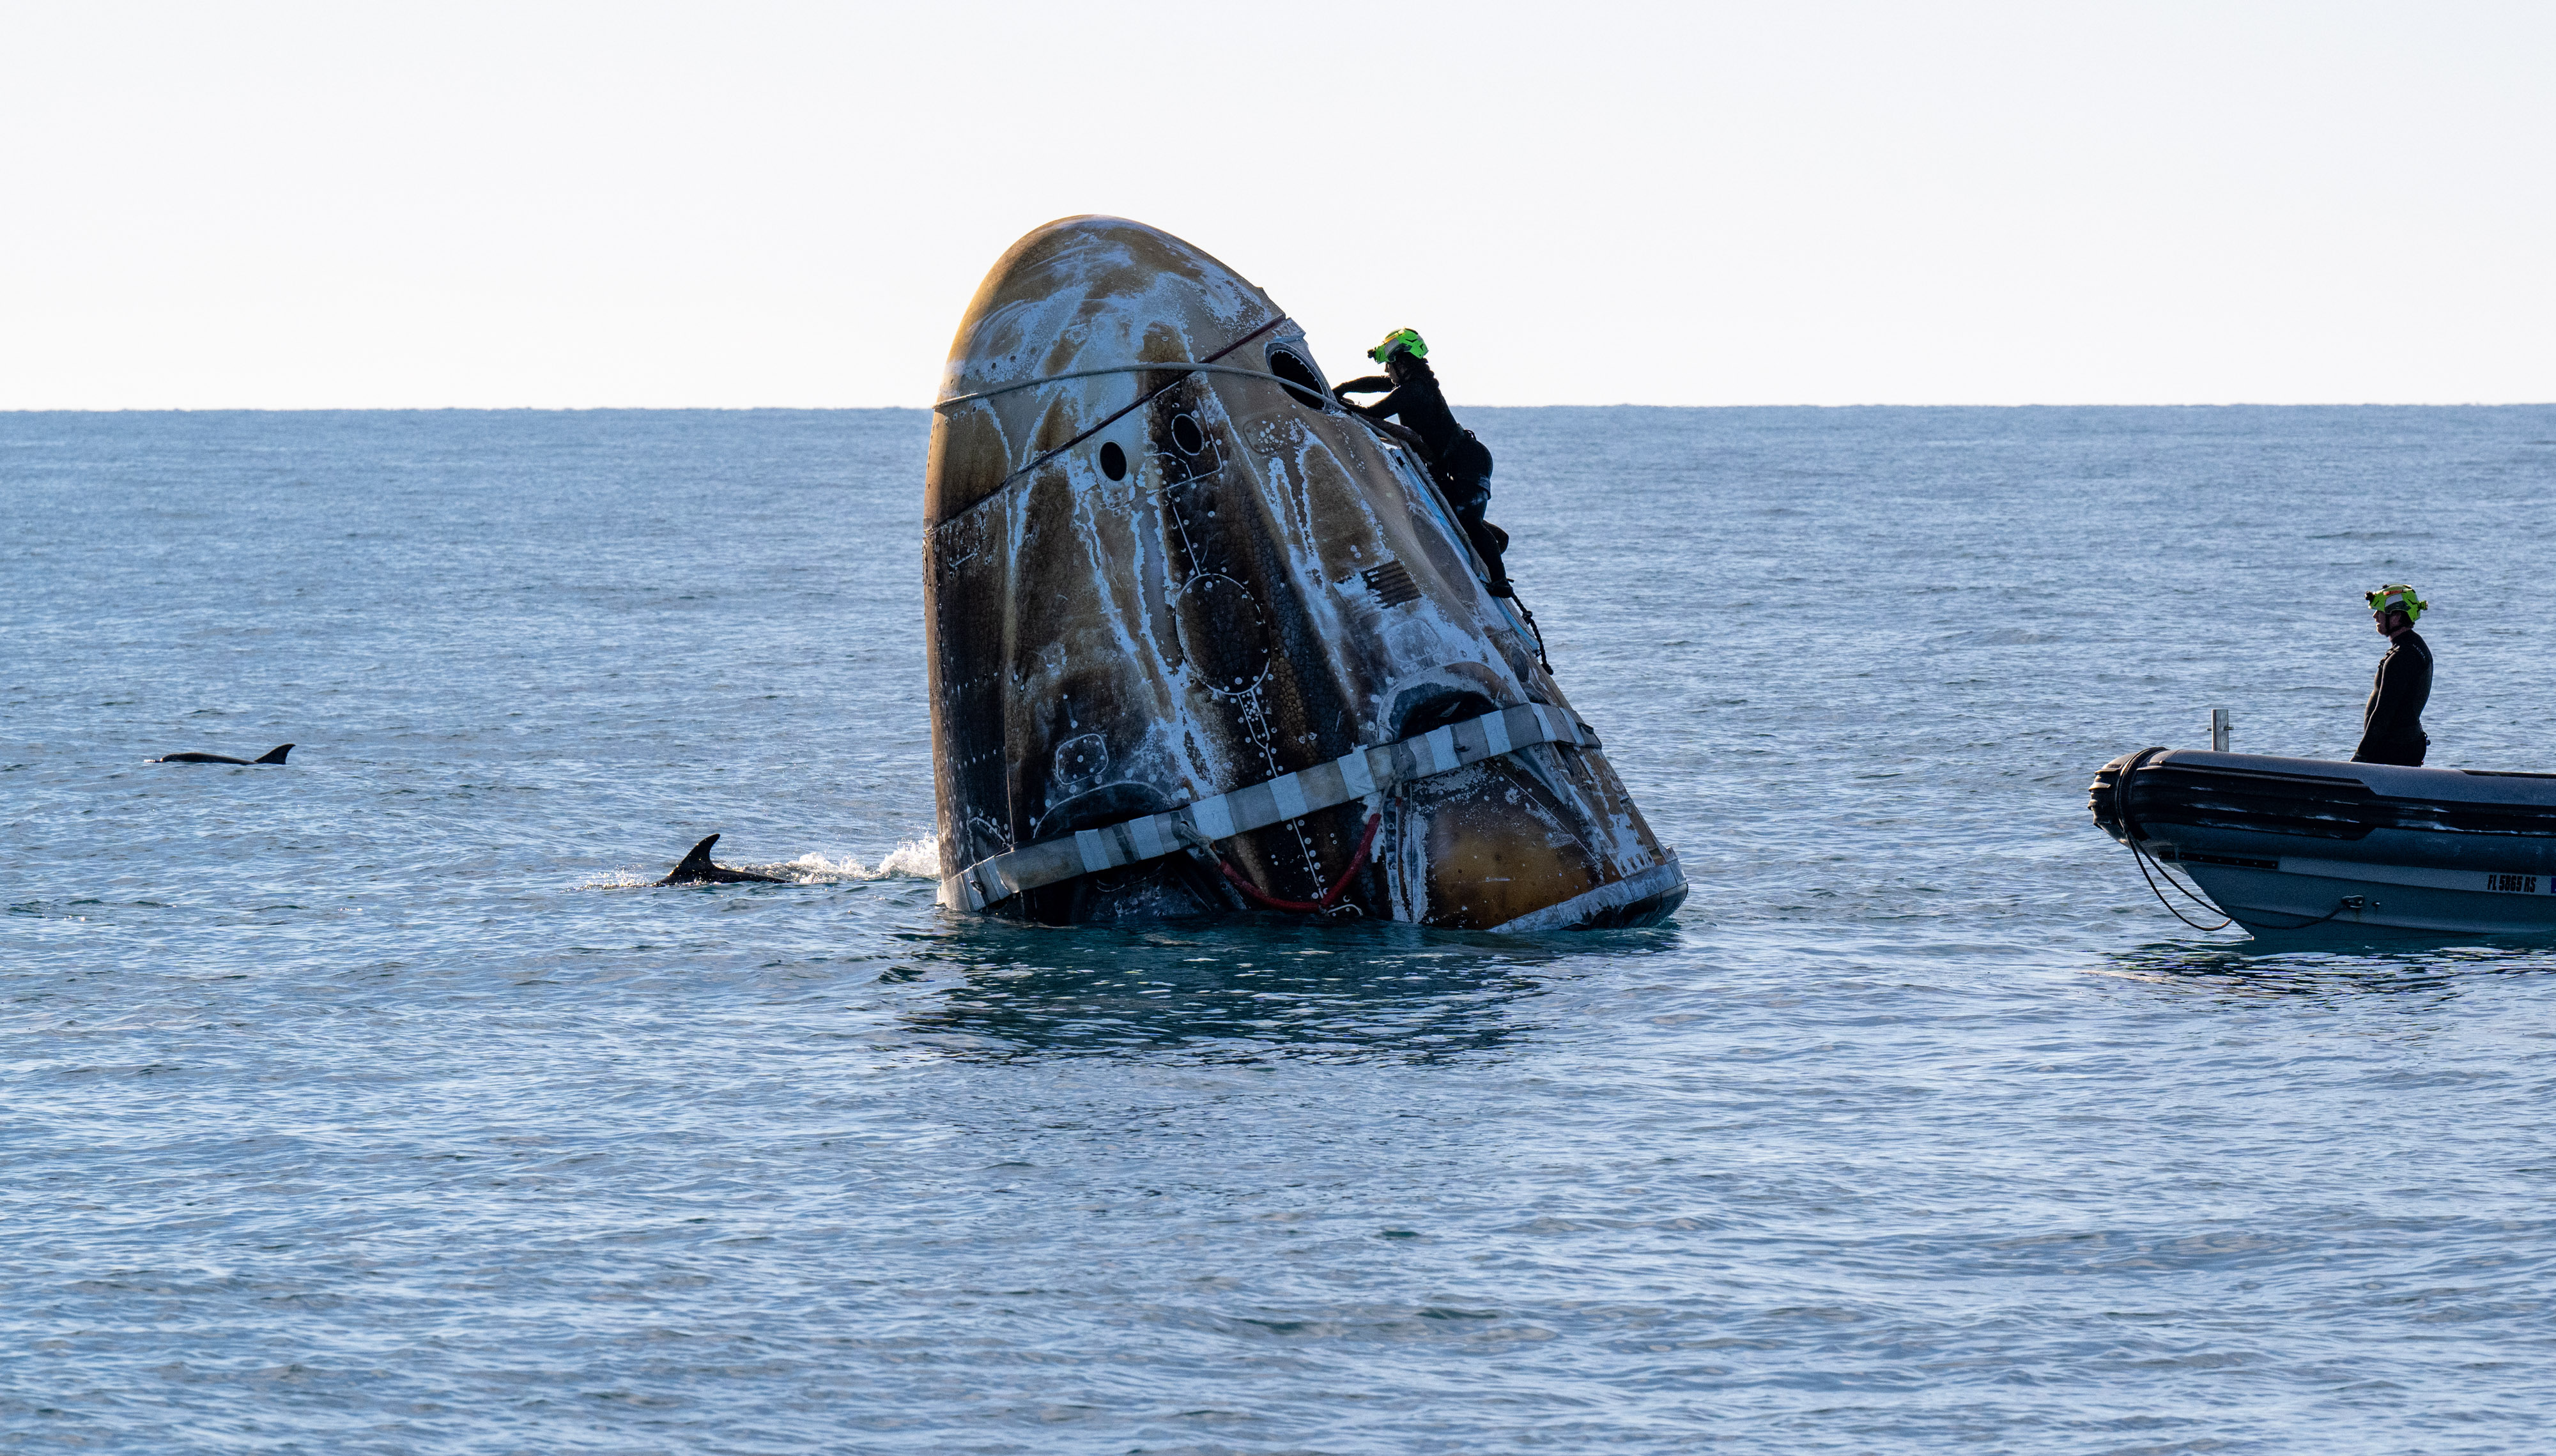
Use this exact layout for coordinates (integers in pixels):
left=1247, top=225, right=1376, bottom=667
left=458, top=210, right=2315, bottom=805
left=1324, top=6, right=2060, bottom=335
left=2353, top=584, right=2433, bottom=767
left=1333, top=329, right=1514, bottom=596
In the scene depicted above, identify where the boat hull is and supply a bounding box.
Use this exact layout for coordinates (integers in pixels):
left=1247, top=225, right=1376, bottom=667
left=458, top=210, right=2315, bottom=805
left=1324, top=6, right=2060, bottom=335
left=2090, top=748, right=2556, bottom=936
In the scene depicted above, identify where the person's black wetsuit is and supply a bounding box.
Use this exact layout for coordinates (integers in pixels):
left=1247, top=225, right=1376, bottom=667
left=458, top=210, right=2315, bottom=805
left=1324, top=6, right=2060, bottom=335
left=1334, top=358, right=1510, bottom=593
left=2352, top=628, right=2432, bottom=766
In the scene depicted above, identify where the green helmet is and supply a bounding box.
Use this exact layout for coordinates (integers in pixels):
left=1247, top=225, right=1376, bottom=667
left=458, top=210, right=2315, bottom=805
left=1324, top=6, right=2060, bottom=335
left=2365, top=584, right=2428, bottom=621
left=1367, top=328, right=1428, bottom=364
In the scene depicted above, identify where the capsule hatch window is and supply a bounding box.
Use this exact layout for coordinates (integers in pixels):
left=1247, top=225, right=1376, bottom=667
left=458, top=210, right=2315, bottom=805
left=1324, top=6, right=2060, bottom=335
left=1266, top=347, right=1332, bottom=410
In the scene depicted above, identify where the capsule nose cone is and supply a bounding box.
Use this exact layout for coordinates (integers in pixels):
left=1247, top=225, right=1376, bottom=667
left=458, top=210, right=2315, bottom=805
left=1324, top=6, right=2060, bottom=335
left=930, top=216, right=1289, bottom=526
left=941, top=215, right=1279, bottom=397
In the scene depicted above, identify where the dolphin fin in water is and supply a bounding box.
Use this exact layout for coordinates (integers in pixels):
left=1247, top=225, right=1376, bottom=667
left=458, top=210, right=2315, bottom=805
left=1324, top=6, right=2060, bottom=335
left=656, top=834, right=786, bottom=885
left=154, top=744, right=294, bottom=765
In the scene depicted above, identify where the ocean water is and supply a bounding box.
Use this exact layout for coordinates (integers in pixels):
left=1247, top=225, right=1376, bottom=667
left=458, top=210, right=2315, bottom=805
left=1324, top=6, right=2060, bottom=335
left=5, top=404, right=2555, bottom=1454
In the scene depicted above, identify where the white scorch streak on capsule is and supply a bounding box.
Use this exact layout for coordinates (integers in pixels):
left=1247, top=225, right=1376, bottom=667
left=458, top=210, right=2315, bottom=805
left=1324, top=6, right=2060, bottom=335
left=925, top=215, right=1686, bottom=930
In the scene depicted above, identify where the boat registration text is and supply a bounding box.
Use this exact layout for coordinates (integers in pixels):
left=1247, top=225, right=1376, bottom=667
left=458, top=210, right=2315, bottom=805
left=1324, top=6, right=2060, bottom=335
left=2267, top=855, right=2556, bottom=895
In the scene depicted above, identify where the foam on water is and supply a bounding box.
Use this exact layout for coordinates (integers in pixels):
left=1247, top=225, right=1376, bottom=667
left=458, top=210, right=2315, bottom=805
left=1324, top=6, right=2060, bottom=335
left=5, top=406, right=2555, bottom=1453
left=784, top=838, right=939, bottom=880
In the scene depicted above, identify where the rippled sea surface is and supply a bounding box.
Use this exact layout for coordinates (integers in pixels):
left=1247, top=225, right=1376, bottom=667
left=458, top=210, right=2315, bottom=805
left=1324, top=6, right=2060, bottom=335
left=7, top=406, right=2556, bottom=1454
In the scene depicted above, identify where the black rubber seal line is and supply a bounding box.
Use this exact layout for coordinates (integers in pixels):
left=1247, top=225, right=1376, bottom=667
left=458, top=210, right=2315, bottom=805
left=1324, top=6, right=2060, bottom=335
left=2114, top=747, right=2238, bottom=932
left=958, top=315, right=1293, bottom=501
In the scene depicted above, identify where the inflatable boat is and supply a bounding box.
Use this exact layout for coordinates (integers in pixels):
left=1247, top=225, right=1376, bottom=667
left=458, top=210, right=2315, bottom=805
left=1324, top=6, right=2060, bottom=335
left=2090, top=747, right=2556, bottom=936
left=923, top=217, right=1685, bottom=929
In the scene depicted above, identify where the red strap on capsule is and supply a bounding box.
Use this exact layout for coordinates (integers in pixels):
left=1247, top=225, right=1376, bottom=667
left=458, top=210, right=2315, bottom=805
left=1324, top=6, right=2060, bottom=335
left=1218, top=813, right=1383, bottom=914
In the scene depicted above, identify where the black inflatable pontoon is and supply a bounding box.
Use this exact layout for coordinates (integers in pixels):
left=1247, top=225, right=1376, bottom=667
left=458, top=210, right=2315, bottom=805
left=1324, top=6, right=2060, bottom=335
left=2090, top=748, right=2556, bottom=935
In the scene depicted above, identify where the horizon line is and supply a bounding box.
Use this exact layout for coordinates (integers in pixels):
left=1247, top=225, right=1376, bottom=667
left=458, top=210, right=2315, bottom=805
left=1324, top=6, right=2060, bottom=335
left=7, top=400, right=2556, bottom=415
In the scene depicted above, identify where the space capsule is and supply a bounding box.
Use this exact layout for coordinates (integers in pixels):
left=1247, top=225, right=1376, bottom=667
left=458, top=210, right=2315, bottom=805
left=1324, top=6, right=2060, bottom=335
left=925, top=216, right=1684, bottom=930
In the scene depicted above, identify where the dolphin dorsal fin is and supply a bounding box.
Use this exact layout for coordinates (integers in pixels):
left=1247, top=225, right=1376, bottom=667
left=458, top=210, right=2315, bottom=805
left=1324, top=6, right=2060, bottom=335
left=669, top=834, right=721, bottom=880
left=255, top=744, right=294, bottom=764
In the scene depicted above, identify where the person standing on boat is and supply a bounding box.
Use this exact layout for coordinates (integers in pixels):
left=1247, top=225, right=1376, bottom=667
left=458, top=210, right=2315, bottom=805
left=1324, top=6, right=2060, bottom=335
left=2353, top=584, right=2433, bottom=767
left=1333, top=329, right=1514, bottom=597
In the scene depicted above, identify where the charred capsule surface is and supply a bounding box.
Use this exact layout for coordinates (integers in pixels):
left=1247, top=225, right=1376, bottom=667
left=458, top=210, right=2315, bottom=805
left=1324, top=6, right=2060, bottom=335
left=924, top=216, right=1684, bottom=930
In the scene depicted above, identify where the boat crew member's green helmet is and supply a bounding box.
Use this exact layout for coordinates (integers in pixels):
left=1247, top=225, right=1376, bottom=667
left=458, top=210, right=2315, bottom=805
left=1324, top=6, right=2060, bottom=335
left=1367, top=328, right=1428, bottom=364
left=2365, top=584, right=2428, bottom=621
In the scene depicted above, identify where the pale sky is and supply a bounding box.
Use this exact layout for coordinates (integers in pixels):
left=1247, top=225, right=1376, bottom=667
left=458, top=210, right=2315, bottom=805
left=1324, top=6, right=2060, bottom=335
left=3, top=1, right=2549, bottom=408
